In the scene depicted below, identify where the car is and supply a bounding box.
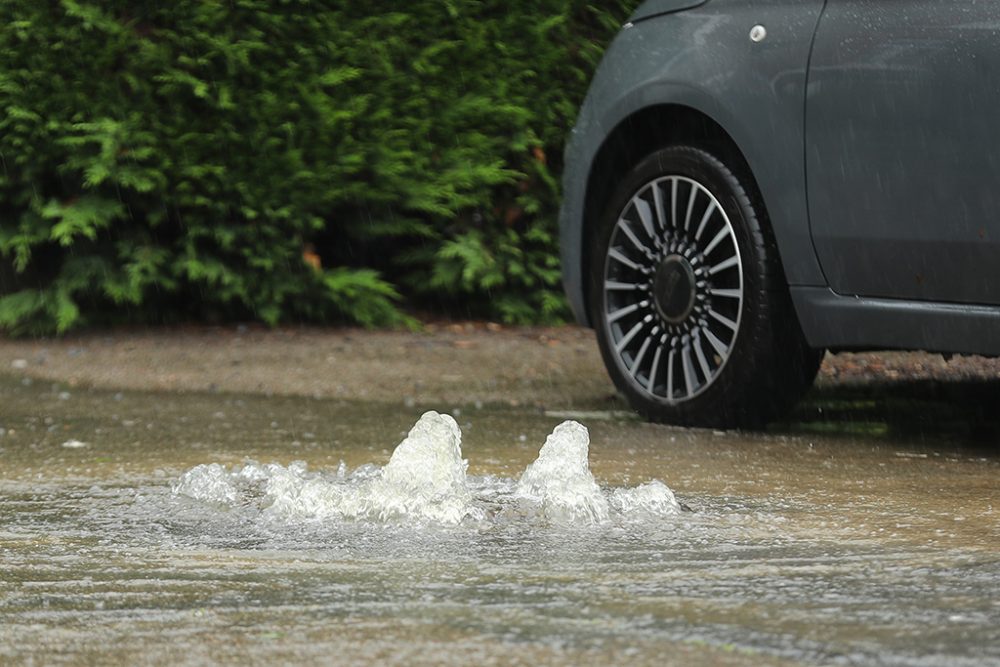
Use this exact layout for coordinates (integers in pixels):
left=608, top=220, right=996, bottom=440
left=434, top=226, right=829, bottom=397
left=559, top=0, right=1000, bottom=429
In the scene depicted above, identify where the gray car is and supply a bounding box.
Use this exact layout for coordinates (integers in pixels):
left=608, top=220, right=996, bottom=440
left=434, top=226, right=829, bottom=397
left=559, top=0, right=1000, bottom=428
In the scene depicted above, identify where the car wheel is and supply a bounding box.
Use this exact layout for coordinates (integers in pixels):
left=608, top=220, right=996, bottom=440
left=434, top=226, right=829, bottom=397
left=589, top=145, right=821, bottom=428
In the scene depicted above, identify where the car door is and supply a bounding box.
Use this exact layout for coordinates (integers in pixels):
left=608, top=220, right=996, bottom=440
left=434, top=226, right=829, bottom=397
left=805, top=0, right=1000, bottom=304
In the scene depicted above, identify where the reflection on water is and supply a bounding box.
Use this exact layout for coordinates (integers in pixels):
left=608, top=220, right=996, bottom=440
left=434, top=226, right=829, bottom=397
left=788, top=378, right=1000, bottom=444
left=1, top=376, right=999, bottom=666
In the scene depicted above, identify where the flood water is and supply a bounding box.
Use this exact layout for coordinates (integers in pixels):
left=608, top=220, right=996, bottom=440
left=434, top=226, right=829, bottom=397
left=1, top=375, right=998, bottom=666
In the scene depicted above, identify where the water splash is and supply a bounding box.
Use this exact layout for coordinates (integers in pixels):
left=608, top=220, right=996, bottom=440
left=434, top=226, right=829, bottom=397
left=173, top=412, right=679, bottom=527
left=516, top=420, right=610, bottom=523
left=174, top=411, right=479, bottom=524
left=610, top=481, right=680, bottom=518
left=372, top=411, right=472, bottom=520
left=336, top=410, right=477, bottom=523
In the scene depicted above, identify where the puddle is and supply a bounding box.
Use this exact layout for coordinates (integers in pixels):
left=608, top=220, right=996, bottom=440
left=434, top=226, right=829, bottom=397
left=1, top=376, right=999, bottom=666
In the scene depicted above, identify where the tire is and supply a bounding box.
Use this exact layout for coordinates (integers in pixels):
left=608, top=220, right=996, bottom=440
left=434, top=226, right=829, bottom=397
left=588, top=145, right=822, bottom=429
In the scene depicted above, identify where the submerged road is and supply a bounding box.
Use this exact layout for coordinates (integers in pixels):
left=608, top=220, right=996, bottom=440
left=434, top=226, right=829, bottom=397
left=0, top=325, right=998, bottom=666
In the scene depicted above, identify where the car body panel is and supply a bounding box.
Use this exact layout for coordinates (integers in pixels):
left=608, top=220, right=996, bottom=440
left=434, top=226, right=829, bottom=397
left=629, top=0, right=709, bottom=23
left=806, top=0, right=1000, bottom=305
left=561, top=0, right=1000, bottom=356
left=792, top=286, right=1000, bottom=356
left=560, top=0, right=827, bottom=326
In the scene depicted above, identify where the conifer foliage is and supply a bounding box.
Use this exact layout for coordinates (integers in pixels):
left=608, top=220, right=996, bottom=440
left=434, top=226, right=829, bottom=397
left=0, top=1, right=637, bottom=334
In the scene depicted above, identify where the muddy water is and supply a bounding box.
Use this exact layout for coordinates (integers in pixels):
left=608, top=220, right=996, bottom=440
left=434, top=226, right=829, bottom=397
left=1, top=375, right=998, bottom=666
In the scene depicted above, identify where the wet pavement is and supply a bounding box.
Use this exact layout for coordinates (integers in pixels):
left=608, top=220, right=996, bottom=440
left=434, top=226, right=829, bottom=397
left=1, top=345, right=998, bottom=666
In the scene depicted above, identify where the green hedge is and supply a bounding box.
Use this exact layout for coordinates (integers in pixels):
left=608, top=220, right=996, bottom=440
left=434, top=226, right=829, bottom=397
left=0, top=1, right=638, bottom=334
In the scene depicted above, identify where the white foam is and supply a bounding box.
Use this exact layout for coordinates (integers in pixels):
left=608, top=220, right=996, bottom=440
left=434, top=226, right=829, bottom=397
left=173, top=415, right=681, bottom=527
left=258, top=461, right=342, bottom=519
left=173, top=412, right=478, bottom=525
left=610, top=480, right=681, bottom=517
left=173, top=462, right=242, bottom=505
left=516, top=421, right=609, bottom=523
left=339, top=410, right=477, bottom=524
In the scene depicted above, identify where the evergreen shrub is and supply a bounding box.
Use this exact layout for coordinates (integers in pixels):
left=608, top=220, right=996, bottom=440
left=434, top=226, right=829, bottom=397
left=0, top=0, right=639, bottom=334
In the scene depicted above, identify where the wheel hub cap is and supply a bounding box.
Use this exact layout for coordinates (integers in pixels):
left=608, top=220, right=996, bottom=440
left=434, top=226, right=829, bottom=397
left=653, top=254, right=696, bottom=324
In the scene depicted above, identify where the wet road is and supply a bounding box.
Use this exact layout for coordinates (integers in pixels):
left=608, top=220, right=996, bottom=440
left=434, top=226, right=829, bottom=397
left=1, top=368, right=998, bottom=666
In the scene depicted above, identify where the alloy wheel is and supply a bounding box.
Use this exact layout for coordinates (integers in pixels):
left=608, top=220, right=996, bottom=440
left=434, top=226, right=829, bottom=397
left=601, top=176, right=744, bottom=403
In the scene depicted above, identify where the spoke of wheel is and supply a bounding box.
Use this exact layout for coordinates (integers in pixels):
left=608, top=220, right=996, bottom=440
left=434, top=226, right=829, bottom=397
left=666, top=349, right=676, bottom=399
left=605, top=280, right=643, bottom=291
left=708, top=308, right=738, bottom=332
left=683, top=182, right=698, bottom=233
left=616, top=219, right=648, bottom=257
left=681, top=345, right=696, bottom=397
left=708, top=255, right=739, bottom=276
left=652, top=182, right=667, bottom=234
left=670, top=178, right=679, bottom=229
left=609, top=248, right=642, bottom=272
left=647, top=345, right=664, bottom=393
left=703, top=327, right=729, bottom=358
left=633, top=198, right=656, bottom=240
left=703, top=226, right=730, bottom=257
left=630, top=334, right=653, bottom=376
left=608, top=301, right=643, bottom=323
left=693, top=201, right=717, bottom=241
left=708, top=287, right=741, bottom=299
left=615, top=319, right=646, bottom=353
left=693, top=333, right=712, bottom=381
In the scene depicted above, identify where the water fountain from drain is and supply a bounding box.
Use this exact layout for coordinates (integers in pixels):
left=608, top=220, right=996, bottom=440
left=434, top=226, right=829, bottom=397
left=173, top=411, right=681, bottom=525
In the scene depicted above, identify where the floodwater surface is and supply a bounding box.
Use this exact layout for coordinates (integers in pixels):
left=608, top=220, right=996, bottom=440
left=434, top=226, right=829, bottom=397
left=1, top=375, right=998, bottom=666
